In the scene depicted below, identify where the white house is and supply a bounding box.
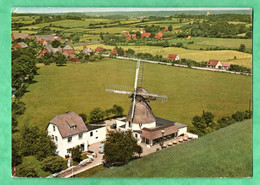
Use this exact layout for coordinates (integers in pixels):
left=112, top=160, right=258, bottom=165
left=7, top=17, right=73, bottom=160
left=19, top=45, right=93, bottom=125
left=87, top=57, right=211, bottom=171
left=47, top=112, right=106, bottom=157
left=168, top=54, right=180, bottom=61
left=207, top=59, right=222, bottom=69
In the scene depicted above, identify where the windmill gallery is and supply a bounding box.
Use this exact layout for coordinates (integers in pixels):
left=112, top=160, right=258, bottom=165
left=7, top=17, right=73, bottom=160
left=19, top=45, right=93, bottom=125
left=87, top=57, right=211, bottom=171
left=47, top=60, right=197, bottom=157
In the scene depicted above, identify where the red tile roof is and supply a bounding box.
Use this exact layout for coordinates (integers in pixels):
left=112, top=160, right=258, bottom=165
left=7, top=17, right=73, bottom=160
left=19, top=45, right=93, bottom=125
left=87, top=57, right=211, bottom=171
left=164, top=27, right=169, bottom=32
left=132, top=34, right=137, bottom=40
left=155, top=32, right=163, bottom=39
left=222, top=63, right=231, bottom=67
left=207, top=60, right=220, bottom=66
left=112, top=48, right=118, bottom=54
left=141, top=32, right=151, bottom=38
left=95, top=47, right=104, bottom=52
left=168, top=54, right=178, bottom=60
left=50, top=112, right=88, bottom=138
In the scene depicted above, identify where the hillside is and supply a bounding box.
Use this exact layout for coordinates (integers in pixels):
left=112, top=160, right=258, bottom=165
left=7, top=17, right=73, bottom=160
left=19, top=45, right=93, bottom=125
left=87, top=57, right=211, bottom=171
left=91, top=119, right=252, bottom=177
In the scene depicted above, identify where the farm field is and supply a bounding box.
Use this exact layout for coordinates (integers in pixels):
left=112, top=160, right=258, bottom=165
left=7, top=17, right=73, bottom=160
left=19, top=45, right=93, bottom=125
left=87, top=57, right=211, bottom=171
left=91, top=119, right=252, bottom=177
left=75, top=44, right=252, bottom=68
left=17, top=58, right=252, bottom=132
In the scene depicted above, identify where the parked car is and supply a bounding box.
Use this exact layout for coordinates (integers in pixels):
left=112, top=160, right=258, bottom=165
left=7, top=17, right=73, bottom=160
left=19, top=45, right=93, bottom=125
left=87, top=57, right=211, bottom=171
left=99, top=143, right=105, bottom=154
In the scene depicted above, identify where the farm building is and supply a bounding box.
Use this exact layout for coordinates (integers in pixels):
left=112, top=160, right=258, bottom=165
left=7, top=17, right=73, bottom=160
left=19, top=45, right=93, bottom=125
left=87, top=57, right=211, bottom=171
left=168, top=54, right=179, bottom=61
left=12, top=42, right=28, bottom=50
left=207, top=60, right=222, bottom=69
left=222, top=63, right=231, bottom=70
left=34, top=35, right=56, bottom=42
left=63, top=45, right=75, bottom=55
left=47, top=112, right=106, bottom=157
left=164, top=27, right=169, bottom=32
left=40, top=39, right=48, bottom=46
left=11, top=33, right=31, bottom=40
left=69, top=57, right=79, bottom=62
left=112, top=48, right=118, bottom=55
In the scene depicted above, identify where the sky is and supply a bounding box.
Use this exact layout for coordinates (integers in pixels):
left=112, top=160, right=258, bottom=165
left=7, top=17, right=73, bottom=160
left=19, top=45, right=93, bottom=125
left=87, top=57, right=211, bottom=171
left=11, top=7, right=251, bottom=14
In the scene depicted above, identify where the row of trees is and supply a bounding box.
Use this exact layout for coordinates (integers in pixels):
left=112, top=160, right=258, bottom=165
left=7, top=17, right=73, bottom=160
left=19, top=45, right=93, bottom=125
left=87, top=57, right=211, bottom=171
left=79, top=104, right=124, bottom=124
left=191, top=109, right=252, bottom=136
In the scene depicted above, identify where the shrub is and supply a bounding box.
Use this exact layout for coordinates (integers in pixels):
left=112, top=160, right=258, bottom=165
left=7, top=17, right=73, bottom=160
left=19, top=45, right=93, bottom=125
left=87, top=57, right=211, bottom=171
left=41, top=156, right=67, bottom=173
left=232, top=111, right=245, bottom=122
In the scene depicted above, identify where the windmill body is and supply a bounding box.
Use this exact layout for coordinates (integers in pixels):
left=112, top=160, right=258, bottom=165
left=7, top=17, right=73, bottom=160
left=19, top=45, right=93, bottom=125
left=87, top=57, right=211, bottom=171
left=106, top=60, right=193, bottom=145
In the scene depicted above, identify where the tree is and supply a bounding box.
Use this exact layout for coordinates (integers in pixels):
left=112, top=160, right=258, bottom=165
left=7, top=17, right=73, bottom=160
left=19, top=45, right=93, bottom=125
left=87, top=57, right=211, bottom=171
left=40, top=156, right=66, bottom=173
left=168, top=25, right=173, bottom=32
left=104, top=130, right=142, bottom=165
left=19, top=125, right=56, bottom=160
left=217, top=116, right=235, bottom=129
left=16, top=164, right=38, bottom=177
left=54, top=52, right=67, bottom=66
left=111, top=104, right=124, bottom=117
left=192, top=111, right=216, bottom=135
left=79, top=113, right=87, bottom=123
left=89, top=107, right=105, bottom=123
left=69, top=145, right=82, bottom=164
left=136, top=31, right=141, bottom=39
left=12, top=138, right=22, bottom=166
left=238, top=44, right=246, bottom=52
left=232, top=111, right=245, bottom=122
left=51, top=40, right=61, bottom=48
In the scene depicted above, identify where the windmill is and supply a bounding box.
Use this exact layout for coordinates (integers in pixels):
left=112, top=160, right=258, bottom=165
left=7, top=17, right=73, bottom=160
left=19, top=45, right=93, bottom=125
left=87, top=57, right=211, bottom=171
left=105, top=60, right=168, bottom=130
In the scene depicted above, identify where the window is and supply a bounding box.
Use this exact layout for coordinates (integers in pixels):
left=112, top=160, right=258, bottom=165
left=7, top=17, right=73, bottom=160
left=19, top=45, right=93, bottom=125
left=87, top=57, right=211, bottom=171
left=53, top=125, right=55, bottom=131
left=67, top=149, right=70, bottom=153
left=55, top=136, right=58, bottom=141
left=68, top=136, right=72, bottom=143
left=90, top=131, right=93, bottom=137
left=78, top=133, right=83, bottom=139
left=52, top=135, right=54, bottom=140
left=96, top=136, right=98, bottom=139
left=70, top=125, right=77, bottom=130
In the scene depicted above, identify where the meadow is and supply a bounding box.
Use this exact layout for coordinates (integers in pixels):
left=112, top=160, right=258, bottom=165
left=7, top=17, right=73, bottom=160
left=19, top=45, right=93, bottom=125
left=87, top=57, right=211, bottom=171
left=17, top=58, right=252, bottom=132
left=75, top=44, right=252, bottom=68
left=91, top=119, right=252, bottom=177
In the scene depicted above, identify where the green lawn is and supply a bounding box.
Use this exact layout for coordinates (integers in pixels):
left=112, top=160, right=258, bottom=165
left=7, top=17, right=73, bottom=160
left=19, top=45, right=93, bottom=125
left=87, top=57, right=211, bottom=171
left=75, top=164, right=105, bottom=177
left=17, top=58, right=252, bottom=132
left=92, top=119, right=252, bottom=177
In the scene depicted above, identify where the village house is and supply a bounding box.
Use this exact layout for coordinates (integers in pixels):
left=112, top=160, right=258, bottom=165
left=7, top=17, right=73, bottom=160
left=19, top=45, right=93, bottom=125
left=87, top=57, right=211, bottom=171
left=63, top=45, right=75, bottom=55
left=141, top=32, right=151, bottom=39
left=37, top=44, right=62, bottom=58
left=112, top=48, right=118, bottom=55
left=40, top=39, right=48, bottom=46
left=12, top=42, right=28, bottom=50
left=222, top=63, right=231, bottom=70
left=207, top=59, right=222, bottom=69
left=168, top=54, right=180, bottom=61
left=155, top=31, right=163, bottom=39
left=47, top=112, right=106, bottom=158
left=34, top=35, right=56, bottom=43
left=164, top=27, right=169, bottom=32
left=11, top=33, right=31, bottom=41
left=83, top=45, right=93, bottom=55
left=95, top=47, right=104, bottom=53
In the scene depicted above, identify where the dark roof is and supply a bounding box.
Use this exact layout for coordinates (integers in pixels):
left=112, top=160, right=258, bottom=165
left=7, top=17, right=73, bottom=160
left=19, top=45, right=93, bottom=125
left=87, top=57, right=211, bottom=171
left=155, top=117, right=175, bottom=127
left=50, top=112, right=88, bottom=138
left=119, top=124, right=126, bottom=129
left=86, top=125, right=105, bottom=131
left=174, top=122, right=187, bottom=129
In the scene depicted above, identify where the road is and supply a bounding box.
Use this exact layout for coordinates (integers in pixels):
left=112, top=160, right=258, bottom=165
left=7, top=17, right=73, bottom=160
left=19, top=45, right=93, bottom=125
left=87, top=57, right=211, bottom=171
left=102, top=55, right=252, bottom=76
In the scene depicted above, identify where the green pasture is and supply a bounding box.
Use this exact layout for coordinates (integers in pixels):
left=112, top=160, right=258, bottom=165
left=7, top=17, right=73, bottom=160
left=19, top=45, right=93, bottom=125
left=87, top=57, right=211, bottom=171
left=76, top=44, right=252, bottom=68
left=92, top=119, right=252, bottom=177
left=17, top=58, right=252, bottom=132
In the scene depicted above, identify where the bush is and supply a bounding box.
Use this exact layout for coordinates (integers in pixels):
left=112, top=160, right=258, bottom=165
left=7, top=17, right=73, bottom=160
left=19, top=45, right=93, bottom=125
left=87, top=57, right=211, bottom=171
left=217, top=116, right=235, bottom=129
left=16, top=164, right=38, bottom=177
left=40, top=156, right=67, bottom=173
left=89, top=107, right=105, bottom=123
left=232, top=111, right=245, bottom=122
